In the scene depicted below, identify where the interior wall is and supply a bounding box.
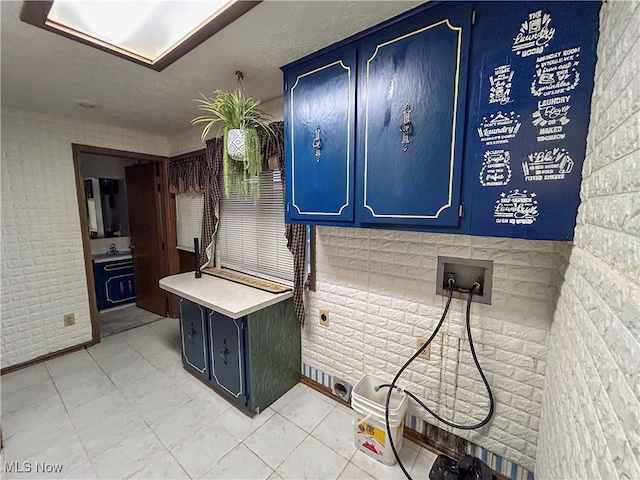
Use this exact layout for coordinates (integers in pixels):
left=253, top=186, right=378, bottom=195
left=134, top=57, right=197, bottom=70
left=304, top=229, right=565, bottom=473
left=536, top=1, right=640, bottom=478
left=0, top=107, right=170, bottom=369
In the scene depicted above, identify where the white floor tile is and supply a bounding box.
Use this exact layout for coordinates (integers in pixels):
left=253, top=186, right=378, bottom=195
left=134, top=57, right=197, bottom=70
left=119, top=370, right=174, bottom=403
left=44, top=350, right=95, bottom=378
left=149, top=397, right=218, bottom=449
left=57, top=375, right=117, bottom=411
left=131, top=385, right=191, bottom=425
left=278, top=389, right=335, bottom=433
left=128, top=452, right=190, bottom=480
left=410, top=448, right=438, bottom=478
left=175, top=374, right=215, bottom=400
left=311, top=407, right=358, bottom=460
left=68, top=391, right=133, bottom=431
left=169, top=421, right=239, bottom=478
left=268, top=382, right=307, bottom=413
left=215, top=404, right=276, bottom=442
left=92, top=428, right=166, bottom=480
left=338, top=462, right=375, bottom=480
left=91, top=346, right=145, bottom=374
left=276, top=435, right=349, bottom=480
left=244, top=414, right=307, bottom=469
left=1, top=379, right=58, bottom=415
left=35, top=433, right=90, bottom=476
left=1, top=363, right=50, bottom=395
left=349, top=445, right=420, bottom=480
left=202, top=444, right=273, bottom=480
left=106, top=357, right=158, bottom=389
left=78, top=409, right=148, bottom=458
left=1, top=394, right=67, bottom=439
left=3, top=415, right=76, bottom=462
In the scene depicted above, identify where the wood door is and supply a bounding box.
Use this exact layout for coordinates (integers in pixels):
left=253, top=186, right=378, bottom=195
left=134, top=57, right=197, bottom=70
left=284, top=45, right=356, bottom=223
left=125, top=163, right=166, bottom=316
left=357, top=2, right=472, bottom=227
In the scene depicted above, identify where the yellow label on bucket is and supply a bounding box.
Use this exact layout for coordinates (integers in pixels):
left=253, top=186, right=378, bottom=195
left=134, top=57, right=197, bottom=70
left=356, top=420, right=386, bottom=444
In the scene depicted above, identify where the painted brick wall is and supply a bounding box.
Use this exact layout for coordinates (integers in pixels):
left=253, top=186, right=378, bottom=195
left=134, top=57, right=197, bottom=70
left=536, top=2, right=640, bottom=479
left=305, top=228, right=567, bottom=472
left=0, top=107, right=170, bottom=369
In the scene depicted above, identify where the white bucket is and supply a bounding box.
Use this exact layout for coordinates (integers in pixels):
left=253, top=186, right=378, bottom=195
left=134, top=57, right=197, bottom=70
left=352, top=374, right=408, bottom=466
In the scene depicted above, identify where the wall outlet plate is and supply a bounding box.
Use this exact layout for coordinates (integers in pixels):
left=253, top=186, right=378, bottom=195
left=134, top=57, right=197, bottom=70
left=319, top=309, right=329, bottom=327
left=416, top=337, right=431, bottom=360
left=63, top=313, right=75, bottom=326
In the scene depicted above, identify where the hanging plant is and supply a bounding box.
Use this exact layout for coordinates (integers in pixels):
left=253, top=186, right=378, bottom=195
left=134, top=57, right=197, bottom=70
left=192, top=72, right=274, bottom=199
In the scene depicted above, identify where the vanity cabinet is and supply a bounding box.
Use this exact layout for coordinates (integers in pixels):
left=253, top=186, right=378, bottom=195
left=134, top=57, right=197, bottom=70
left=93, top=257, right=135, bottom=310
left=282, top=1, right=601, bottom=241
left=283, top=2, right=472, bottom=229
left=177, top=296, right=300, bottom=414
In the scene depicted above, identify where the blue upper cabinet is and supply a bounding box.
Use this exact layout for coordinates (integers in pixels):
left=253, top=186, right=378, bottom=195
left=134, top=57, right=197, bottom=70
left=281, top=1, right=601, bottom=240
left=357, top=3, right=472, bottom=226
left=284, top=47, right=356, bottom=223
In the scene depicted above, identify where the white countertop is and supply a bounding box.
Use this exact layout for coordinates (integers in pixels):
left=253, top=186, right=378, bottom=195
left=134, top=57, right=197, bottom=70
left=159, top=272, right=293, bottom=319
left=92, top=252, right=132, bottom=263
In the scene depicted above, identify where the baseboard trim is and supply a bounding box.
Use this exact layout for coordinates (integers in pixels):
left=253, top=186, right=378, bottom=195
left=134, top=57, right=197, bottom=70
left=1, top=340, right=96, bottom=375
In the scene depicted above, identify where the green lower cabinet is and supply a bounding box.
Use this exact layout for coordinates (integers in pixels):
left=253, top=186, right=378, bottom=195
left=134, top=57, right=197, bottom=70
left=179, top=297, right=301, bottom=415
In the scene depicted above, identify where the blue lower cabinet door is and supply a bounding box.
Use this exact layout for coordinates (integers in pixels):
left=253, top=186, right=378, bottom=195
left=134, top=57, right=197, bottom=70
left=284, top=45, right=356, bottom=223
left=357, top=2, right=472, bottom=226
left=179, top=299, right=208, bottom=381
left=209, top=312, right=247, bottom=407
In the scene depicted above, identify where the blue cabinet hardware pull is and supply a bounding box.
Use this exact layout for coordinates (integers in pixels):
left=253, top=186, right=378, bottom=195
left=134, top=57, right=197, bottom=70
left=312, top=125, right=322, bottom=161
left=220, top=339, right=229, bottom=365
left=399, top=104, right=412, bottom=152
left=187, top=323, right=196, bottom=340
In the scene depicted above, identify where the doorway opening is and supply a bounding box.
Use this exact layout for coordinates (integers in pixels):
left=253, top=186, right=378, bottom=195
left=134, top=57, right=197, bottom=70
left=72, top=144, right=179, bottom=343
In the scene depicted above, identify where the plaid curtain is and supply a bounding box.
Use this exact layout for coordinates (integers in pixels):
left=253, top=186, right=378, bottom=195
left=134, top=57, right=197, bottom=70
left=261, top=121, right=284, bottom=171
left=168, top=153, right=208, bottom=193
left=200, top=137, right=223, bottom=267
left=275, top=122, right=307, bottom=325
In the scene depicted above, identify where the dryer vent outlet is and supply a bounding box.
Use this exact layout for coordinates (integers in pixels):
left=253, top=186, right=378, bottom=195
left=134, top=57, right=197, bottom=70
left=331, top=378, right=352, bottom=402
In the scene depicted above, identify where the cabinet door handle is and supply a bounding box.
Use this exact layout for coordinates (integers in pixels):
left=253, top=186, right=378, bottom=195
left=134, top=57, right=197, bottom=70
left=312, top=124, right=322, bottom=161
left=128, top=280, right=133, bottom=292
left=399, top=103, right=412, bottom=151
left=120, top=282, right=124, bottom=293
left=220, top=339, right=229, bottom=365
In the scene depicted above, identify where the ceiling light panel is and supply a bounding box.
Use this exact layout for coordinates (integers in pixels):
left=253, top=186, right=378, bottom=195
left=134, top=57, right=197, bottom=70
left=47, top=1, right=234, bottom=63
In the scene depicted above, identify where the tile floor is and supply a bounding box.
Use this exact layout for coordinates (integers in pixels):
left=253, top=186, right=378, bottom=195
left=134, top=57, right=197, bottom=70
left=99, top=305, right=165, bottom=337
left=1, top=316, right=437, bottom=479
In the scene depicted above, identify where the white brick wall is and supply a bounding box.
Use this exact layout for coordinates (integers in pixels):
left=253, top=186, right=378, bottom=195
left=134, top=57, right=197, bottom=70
left=1, top=107, right=170, bottom=369
left=536, top=2, right=640, bottom=479
left=305, top=228, right=566, bottom=472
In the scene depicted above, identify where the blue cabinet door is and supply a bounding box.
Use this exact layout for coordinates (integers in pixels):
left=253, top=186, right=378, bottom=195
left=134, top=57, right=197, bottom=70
left=179, top=299, right=209, bottom=381
left=208, top=311, right=247, bottom=408
left=356, top=3, right=472, bottom=226
left=94, top=259, right=135, bottom=310
left=284, top=46, right=356, bottom=223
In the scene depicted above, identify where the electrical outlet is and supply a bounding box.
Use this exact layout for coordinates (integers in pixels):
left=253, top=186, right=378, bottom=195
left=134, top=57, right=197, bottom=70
left=63, top=313, right=75, bottom=327
left=416, top=337, right=431, bottom=360
left=319, top=309, right=330, bottom=327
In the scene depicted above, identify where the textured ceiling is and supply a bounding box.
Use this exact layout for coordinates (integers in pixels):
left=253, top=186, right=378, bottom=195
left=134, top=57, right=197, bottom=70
left=1, top=1, right=424, bottom=136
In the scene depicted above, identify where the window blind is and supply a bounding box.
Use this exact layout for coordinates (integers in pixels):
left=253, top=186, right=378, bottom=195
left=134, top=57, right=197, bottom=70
left=175, top=193, right=204, bottom=251
left=218, top=170, right=293, bottom=282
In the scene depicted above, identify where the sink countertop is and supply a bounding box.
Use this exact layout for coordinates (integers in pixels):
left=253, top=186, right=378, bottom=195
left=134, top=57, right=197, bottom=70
left=92, top=252, right=132, bottom=263
left=159, top=272, right=293, bottom=319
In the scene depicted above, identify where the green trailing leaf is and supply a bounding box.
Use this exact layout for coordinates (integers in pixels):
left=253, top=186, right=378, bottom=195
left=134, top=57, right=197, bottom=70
left=193, top=88, right=274, bottom=199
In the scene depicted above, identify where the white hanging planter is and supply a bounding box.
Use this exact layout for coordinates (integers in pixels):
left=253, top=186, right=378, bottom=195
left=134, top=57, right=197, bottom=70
left=227, top=128, right=246, bottom=161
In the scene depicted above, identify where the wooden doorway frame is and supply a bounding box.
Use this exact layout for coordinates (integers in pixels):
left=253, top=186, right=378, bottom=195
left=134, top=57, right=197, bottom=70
left=72, top=144, right=180, bottom=344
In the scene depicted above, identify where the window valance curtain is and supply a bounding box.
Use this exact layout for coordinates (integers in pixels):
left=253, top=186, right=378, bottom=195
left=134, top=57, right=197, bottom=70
left=168, top=152, right=208, bottom=194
